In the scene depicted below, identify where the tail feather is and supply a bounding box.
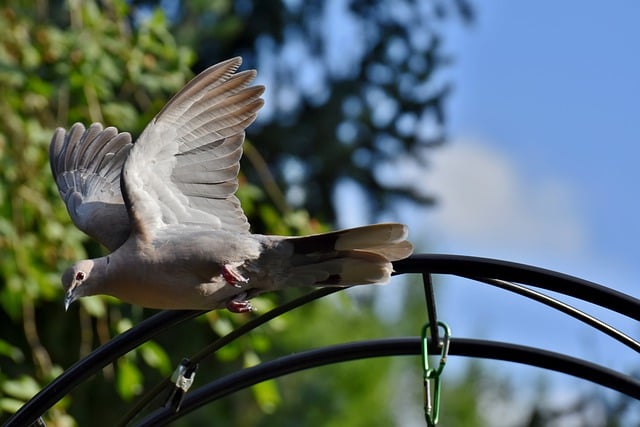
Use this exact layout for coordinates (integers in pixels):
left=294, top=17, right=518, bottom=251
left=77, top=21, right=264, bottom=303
left=333, top=223, right=407, bottom=250
left=358, top=240, right=414, bottom=262
left=284, top=223, right=413, bottom=287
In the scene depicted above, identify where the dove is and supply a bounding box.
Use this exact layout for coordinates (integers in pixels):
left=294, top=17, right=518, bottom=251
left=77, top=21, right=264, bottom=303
left=50, top=57, right=413, bottom=313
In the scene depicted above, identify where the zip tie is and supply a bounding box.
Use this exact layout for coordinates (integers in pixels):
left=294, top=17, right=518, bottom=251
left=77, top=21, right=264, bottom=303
left=164, top=358, right=198, bottom=412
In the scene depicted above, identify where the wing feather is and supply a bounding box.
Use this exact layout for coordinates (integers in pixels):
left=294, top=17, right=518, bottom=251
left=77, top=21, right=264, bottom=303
left=122, top=57, right=264, bottom=239
left=50, top=123, right=133, bottom=251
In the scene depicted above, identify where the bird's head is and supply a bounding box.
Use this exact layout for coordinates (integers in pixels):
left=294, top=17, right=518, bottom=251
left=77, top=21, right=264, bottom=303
left=62, top=259, right=96, bottom=310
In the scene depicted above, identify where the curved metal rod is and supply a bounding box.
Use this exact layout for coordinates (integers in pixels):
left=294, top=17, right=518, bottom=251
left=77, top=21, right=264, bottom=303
left=394, top=254, right=640, bottom=321
left=135, top=337, right=640, bottom=426
left=474, top=277, right=640, bottom=353
left=4, top=310, right=204, bottom=427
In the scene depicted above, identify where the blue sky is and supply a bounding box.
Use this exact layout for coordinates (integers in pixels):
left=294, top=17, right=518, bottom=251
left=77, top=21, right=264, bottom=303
left=390, top=1, right=640, bottom=419
left=445, top=1, right=640, bottom=264
left=444, top=0, right=640, bottom=259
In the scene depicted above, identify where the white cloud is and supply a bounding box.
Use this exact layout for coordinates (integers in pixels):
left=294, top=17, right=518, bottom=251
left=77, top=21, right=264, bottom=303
left=417, top=138, right=589, bottom=257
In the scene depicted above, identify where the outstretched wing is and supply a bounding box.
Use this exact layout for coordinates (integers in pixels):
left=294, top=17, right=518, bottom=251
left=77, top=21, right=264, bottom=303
left=121, top=57, right=264, bottom=240
left=50, top=123, right=133, bottom=251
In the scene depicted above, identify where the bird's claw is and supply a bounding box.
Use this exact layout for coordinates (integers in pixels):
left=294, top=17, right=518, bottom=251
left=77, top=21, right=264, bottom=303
left=222, top=263, right=249, bottom=288
left=226, top=293, right=253, bottom=313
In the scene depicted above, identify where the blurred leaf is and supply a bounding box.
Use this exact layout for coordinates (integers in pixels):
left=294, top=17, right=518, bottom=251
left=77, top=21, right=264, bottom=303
left=116, top=357, right=143, bottom=400
left=140, top=341, right=171, bottom=375
left=79, top=295, right=106, bottom=317
left=102, top=102, right=138, bottom=130
left=0, top=339, right=23, bottom=363
left=244, top=351, right=281, bottom=414
left=116, top=317, right=134, bottom=334
left=0, top=398, right=23, bottom=414
left=206, top=313, right=234, bottom=337
left=2, top=375, right=40, bottom=400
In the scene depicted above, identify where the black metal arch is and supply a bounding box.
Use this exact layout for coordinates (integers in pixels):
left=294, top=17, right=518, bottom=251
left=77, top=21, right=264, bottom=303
left=134, top=338, right=640, bottom=427
left=5, top=254, right=640, bottom=427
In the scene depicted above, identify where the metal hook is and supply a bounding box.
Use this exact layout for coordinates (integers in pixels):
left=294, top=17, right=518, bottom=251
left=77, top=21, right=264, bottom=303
left=421, top=321, right=451, bottom=426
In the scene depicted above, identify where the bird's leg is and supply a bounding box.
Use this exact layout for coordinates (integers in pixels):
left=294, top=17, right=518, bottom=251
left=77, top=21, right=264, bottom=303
left=226, top=293, right=253, bottom=313
left=222, top=262, right=249, bottom=288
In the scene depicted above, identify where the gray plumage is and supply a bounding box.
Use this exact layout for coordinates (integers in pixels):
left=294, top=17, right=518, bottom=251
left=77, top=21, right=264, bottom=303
left=50, top=57, right=413, bottom=312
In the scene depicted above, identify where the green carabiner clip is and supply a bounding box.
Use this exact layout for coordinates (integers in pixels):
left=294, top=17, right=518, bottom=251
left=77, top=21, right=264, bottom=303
left=421, top=321, right=451, bottom=427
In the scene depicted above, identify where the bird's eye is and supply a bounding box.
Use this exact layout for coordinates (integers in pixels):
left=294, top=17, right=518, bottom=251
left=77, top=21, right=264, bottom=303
left=75, top=271, right=86, bottom=281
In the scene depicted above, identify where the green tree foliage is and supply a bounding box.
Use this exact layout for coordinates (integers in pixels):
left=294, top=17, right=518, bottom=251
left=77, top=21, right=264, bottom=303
left=0, top=1, right=196, bottom=424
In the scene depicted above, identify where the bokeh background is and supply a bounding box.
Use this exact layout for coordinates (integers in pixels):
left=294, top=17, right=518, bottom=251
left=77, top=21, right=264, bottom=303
left=1, top=1, right=638, bottom=425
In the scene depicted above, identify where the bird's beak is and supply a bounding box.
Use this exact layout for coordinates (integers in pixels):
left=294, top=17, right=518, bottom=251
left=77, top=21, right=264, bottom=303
left=64, top=288, right=77, bottom=311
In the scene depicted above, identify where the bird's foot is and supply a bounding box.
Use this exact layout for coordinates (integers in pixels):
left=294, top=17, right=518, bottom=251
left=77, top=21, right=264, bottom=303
left=226, top=293, right=253, bottom=313
left=222, top=263, right=249, bottom=288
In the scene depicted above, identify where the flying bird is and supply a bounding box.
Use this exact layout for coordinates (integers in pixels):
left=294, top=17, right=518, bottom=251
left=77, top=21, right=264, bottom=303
left=50, top=57, right=413, bottom=313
